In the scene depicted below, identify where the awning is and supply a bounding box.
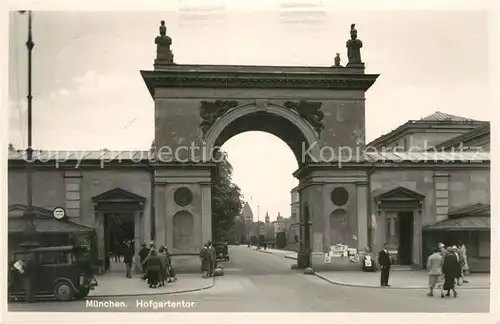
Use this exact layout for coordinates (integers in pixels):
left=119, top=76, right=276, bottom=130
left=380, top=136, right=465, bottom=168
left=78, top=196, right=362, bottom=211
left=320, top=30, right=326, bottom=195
left=8, top=217, right=94, bottom=234
left=8, top=204, right=94, bottom=234
left=423, top=216, right=490, bottom=232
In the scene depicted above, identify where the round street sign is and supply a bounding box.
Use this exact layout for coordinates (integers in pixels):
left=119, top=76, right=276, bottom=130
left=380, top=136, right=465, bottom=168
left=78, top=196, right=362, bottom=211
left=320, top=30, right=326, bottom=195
left=53, top=207, right=66, bottom=220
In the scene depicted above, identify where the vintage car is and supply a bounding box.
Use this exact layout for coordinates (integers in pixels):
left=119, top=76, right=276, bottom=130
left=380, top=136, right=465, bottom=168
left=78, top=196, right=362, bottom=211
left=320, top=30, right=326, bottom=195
left=214, top=243, right=229, bottom=262
left=8, top=245, right=98, bottom=301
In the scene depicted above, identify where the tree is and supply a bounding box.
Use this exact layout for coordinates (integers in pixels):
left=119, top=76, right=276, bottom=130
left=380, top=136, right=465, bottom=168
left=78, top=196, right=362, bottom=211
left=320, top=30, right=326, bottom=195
left=211, top=151, right=244, bottom=242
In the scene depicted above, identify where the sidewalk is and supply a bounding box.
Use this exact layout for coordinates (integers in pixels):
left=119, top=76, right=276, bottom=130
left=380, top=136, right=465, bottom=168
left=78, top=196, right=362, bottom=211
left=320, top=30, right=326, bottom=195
left=254, top=247, right=298, bottom=260
left=251, top=247, right=490, bottom=289
left=90, top=262, right=214, bottom=297
left=315, top=271, right=490, bottom=289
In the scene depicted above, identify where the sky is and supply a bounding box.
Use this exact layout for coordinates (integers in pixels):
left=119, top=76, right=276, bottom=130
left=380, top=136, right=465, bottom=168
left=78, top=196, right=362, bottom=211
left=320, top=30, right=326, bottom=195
left=6, top=4, right=492, bottom=222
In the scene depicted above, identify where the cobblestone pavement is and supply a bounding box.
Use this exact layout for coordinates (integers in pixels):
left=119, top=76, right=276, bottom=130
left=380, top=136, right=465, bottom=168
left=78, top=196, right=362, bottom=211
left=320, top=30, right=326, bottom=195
left=8, top=246, right=490, bottom=313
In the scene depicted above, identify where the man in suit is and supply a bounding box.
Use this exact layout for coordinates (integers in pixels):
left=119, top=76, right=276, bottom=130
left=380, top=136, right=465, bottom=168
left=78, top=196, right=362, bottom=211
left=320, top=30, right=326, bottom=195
left=378, top=243, right=392, bottom=287
left=427, top=247, right=443, bottom=296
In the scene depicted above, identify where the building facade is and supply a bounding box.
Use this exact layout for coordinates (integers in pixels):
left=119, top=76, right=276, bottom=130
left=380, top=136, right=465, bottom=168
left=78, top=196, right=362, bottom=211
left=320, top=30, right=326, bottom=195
left=290, top=112, right=491, bottom=271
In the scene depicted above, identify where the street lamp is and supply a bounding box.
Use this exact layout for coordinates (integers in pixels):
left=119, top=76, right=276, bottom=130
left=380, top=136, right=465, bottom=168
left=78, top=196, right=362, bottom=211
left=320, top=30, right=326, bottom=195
left=18, top=10, right=39, bottom=249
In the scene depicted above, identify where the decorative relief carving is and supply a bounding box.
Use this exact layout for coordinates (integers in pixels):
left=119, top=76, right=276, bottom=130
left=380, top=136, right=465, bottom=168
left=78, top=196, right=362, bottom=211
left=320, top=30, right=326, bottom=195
left=284, top=100, right=325, bottom=134
left=199, top=100, right=239, bottom=137
left=174, top=187, right=193, bottom=207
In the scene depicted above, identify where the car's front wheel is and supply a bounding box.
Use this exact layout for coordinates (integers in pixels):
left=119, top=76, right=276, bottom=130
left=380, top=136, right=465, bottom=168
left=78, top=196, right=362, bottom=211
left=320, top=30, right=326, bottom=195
left=53, top=281, right=75, bottom=301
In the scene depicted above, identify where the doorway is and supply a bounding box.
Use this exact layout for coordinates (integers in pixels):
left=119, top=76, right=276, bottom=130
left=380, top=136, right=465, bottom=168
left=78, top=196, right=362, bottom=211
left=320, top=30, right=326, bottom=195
left=397, top=211, right=414, bottom=265
left=103, top=213, right=135, bottom=271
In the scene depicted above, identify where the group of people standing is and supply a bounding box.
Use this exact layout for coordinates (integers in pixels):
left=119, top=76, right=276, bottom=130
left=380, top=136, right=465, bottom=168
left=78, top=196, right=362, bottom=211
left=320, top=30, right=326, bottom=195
left=375, top=241, right=470, bottom=298
left=427, top=243, right=469, bottom=298
left=138, top=242, right=177, bottom=288
left=199, top=241, right=217, bottom=278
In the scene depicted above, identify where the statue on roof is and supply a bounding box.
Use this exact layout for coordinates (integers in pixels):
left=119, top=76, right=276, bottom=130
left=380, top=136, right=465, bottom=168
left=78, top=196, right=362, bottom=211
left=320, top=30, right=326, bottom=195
left=346, top=24, right=363, bottom=66
left=334, top=53, right=342, bottom=67
left=155, top=20, right=174, bottom=64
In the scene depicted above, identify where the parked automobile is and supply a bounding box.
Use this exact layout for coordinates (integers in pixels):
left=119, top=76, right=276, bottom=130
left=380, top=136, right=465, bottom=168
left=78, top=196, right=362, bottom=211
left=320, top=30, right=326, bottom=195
left=8, top=245, right=98, bottom=301
left=214, top=242, right=229, bottom=262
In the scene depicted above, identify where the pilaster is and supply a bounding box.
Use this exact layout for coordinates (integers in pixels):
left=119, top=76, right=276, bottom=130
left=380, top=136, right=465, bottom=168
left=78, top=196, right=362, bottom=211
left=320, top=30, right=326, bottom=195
left=134, top=211, right=142, bottom=273
left=201, top=182, right=213, bottom=245
left=433, top=172, right=450, bottom=222
left=355, top=181, right=368, bottom=251
left=64, top=171, right=82, bottom=218
left=154, top=182, right=167, bottom=246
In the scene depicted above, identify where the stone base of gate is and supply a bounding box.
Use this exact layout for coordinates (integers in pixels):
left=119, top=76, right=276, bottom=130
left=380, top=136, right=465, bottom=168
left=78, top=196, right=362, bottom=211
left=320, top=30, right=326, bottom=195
left=170, top=255, right=204, bottom=274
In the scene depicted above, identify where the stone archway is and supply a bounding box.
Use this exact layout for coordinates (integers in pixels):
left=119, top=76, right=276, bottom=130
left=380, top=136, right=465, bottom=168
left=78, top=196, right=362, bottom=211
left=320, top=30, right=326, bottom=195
left=143, top=62, right=378, bottom=271
left=204, top=103, right=321, bottom=165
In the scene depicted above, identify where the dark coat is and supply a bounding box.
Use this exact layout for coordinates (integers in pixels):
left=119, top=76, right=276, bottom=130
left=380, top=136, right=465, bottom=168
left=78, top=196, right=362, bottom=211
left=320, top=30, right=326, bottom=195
left=123, top=245, right=135, bottom=263
left=139, top=247, right=150, bottom=262
left=200, top=247, right=210, bottom=271
left=442, top=254, right=460, bottom=278
left=378, top=249, right=392, bottom=267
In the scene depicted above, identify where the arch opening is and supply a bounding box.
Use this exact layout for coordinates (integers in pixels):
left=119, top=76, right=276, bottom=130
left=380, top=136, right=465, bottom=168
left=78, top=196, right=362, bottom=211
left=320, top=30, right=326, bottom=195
left=205, top=104, right=319, bottom=166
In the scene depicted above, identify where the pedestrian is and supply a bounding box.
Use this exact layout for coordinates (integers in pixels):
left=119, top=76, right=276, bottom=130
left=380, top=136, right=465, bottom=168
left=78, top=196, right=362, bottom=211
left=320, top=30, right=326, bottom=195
left=146, top=249, right=161, bottom=288
left=139, top=243, right=150, bottom=273
left=426, top=247, right=443, bottom=297
left=157, top=246, right=167, bottom=287
left=450, top=245, right=463, bottom=285
left=224, top=240, right=229, bottom=261
left=378, top=243, right=392, bottom=287
left=457, top=242, right=470, bottom=284
left=165, top=246, right=177, bottom=282
left=208, top=241, right=216, bottom=277
left=123, top=241, right=134, bottom=278
left=200, top=243, right=210, bottom=278
left=441, top=246, right=460, bottom=298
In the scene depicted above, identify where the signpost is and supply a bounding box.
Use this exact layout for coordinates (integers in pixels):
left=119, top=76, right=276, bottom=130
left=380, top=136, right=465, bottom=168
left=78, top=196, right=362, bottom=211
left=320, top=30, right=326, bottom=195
left=52, top=207, right=66, bottom=220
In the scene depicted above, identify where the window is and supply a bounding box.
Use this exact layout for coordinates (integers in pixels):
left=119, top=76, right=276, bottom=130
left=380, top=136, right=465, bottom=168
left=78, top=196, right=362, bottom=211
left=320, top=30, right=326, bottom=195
left=39, top=252, right=72, bottom=265
left=478, top=232, right=490, bottom=258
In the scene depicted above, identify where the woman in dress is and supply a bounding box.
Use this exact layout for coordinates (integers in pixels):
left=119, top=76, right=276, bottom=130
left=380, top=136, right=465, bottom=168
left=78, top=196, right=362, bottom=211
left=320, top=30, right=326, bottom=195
left=157, top=246, right=168, bottom=287
left=457, top=242, right=470, bottom=282
left=441, top=246, right=459, bottom=298
left=146, top=249, right=162, bottom=288
left=200, top=243, right=210, bottom=278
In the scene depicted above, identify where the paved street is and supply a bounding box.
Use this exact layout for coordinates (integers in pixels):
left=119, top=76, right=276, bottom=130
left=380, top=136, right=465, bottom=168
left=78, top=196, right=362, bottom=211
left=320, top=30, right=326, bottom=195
left=8, top=246, right=490, bottom=313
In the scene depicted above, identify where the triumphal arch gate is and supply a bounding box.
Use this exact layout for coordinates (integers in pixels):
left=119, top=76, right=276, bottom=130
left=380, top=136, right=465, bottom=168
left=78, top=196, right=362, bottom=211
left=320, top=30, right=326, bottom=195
left=141, top=21, right=378, bottom=270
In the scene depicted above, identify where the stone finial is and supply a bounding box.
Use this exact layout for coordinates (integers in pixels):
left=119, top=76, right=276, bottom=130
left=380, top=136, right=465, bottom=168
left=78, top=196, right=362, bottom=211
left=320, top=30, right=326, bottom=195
left=155, top=20, right=174, bottom=64
left=334, top=53, right=341, bottom=67
left=346, top=23, right=363, bottom=66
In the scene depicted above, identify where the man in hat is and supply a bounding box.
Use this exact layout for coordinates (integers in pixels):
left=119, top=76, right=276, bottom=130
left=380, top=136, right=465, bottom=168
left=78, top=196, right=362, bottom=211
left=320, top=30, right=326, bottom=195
left=139, top=243, right=150, bottom=273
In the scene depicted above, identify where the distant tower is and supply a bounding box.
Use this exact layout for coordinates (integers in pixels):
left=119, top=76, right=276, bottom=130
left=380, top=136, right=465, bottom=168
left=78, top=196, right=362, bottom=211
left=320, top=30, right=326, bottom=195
left=241, top=201, right=254, bottom=224
left=277, top=212, right=283, bottom=221
left=265, top=212, right=270, bottom=223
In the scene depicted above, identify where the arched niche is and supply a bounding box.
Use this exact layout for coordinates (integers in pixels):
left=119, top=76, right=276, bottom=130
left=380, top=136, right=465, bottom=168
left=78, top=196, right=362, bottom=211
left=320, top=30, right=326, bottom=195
left=172, top=211, right=194, bottom=250
left=329, top=208, right=351, bottom=247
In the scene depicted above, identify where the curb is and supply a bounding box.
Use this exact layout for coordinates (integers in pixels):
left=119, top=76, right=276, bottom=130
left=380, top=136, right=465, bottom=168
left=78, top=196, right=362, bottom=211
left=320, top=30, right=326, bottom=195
left=285, top=255, right=298, bottom=260
left=313, top=272, right=489, bottom=290
left=90, top=278, right=215, bottom=298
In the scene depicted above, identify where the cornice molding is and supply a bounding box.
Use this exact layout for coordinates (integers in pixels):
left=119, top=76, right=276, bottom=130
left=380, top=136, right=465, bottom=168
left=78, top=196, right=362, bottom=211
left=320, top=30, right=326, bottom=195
left=141, top=69, right=379, bottom=96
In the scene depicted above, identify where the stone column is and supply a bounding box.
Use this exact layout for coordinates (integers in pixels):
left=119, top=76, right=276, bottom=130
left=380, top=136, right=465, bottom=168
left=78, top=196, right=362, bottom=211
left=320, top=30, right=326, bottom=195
left=355, top=181, right=368, bottom=252
left=433, top=172, right=449, bottom=222
left=134, top=210, right=142, bottom=273
left=94, top=210, right=105, bottom=272
left=154, top=183, right=167, bottom=246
